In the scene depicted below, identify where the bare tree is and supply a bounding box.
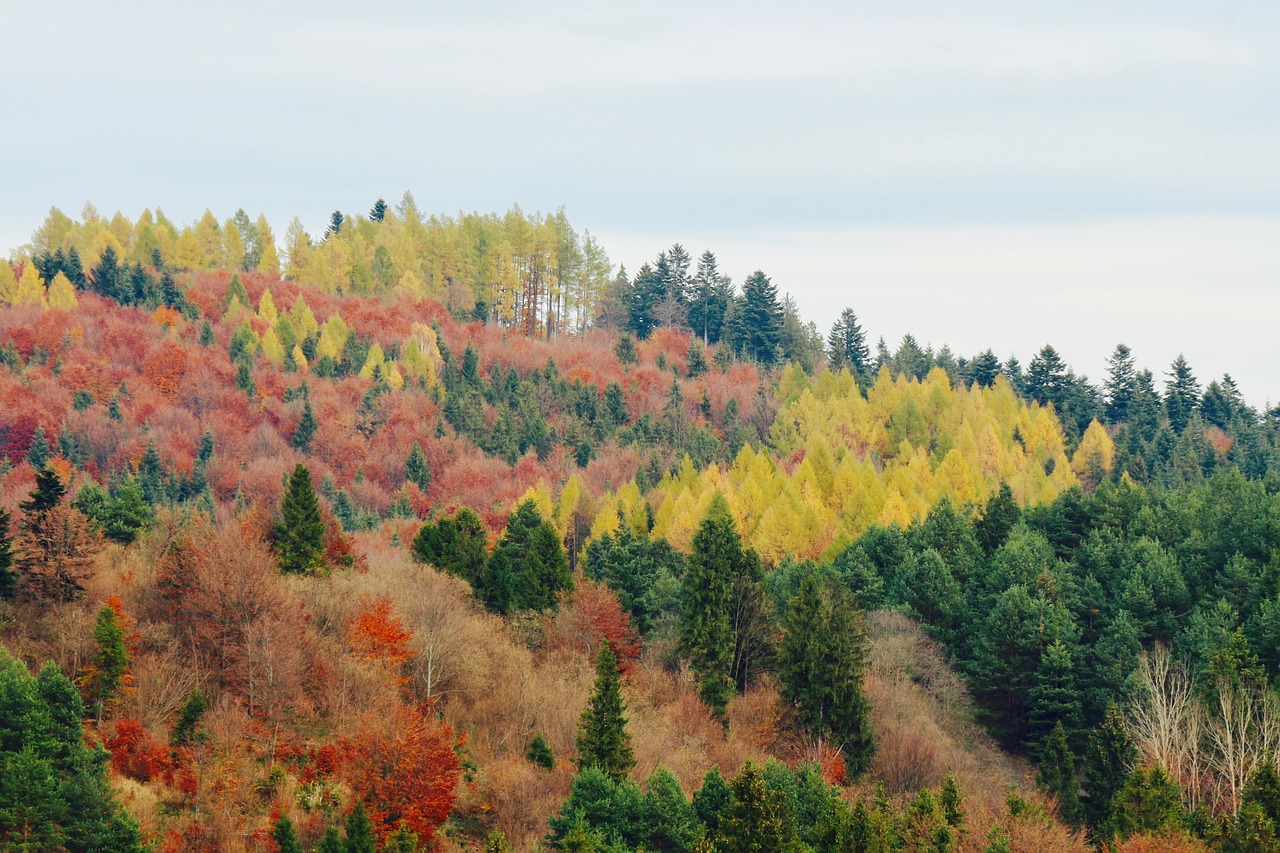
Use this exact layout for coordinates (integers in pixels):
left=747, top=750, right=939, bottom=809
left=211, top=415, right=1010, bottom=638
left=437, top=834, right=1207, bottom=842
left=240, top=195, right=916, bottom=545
left=1129, top=644, right=1206, bottom=809
left=1205, top=676, right=1280, bottom=813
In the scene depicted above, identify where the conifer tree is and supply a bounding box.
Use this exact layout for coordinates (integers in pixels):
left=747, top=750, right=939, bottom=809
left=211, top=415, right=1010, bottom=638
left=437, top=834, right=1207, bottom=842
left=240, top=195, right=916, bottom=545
left=383, top=824, right=419, bottom=853
left=138, top=439, right=166, bottom=504
left=735, top=271, right=783, bottom=365
left=292, top=398, right=317, bottom=452
left=0, top=507, right=14, bottom=600
left=345, top=801, right=376, bottom=853
left=170, top=689, right=207, bottom=746
left=1164, top=354, right=1200, bottom=433
left=489, top=500, right=572, bottom=613
left=576, top=641, right=635, bottom=783
left=827, top=307, right=871, bottom=381
left=275, top=464, right=326, bottom=574
left=270, top=815, right=303, bottom=853
left=1108, top=764, right=1185, bottom=840
left=314, top=827, right=343, bottom=853
left=405, top=442, right=430, bottom=492
left=27, top=427, right=51, bottom=471
left=1104, top=344, right=1138, bottom=424
left=680, top=494, right=739, bottom=719
left=1081, top=702, right=1136, bottom=831
left=370, top=198, right=388, bottom=222
left=86, top=603, right=129, bottom=722
left=525, top=733, right=554, bottom=769
left=715, top=762, right=793, bottom=852
left=1036, top=721, right=1082, bottom=826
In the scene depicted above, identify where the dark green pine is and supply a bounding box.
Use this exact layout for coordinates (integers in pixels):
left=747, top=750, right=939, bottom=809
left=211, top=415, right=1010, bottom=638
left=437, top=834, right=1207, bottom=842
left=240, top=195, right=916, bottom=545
left=576, top=642, right=635, bottom=783
left=275, top=464, right=326, bottom=574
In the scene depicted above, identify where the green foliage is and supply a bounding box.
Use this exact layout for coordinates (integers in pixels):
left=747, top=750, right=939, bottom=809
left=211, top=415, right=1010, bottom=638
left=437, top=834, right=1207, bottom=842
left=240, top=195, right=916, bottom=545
left=27, top=426, right=52, bottom=470
left=412, top=508, right=488, bottom=589
left=713, top=762, right=795, bottom=852
left=275, top=464, right=326, bottom=574
left=86, top=605, right=129, bottom=721
left=585, top=525, right=684, bottom=635
left=344, top=801, right=376, bottom=853
left=271, top=815, right=303, bottom=853
left=679, top=495, right=740, bottom=719
left=0, top=647, right=144, bottom=852
left=292, top=398, right=317, bottom=451
left=487, top=500, right=572, bottom=613
left=0, top=507, right=14, bottom=600
left=1036, top=721, right=1082, bottom=827
left=170, top=688, right=206, bottom=746
left=778, top=575, right=875, bottom=777
left=1109, top=764, right=1186, bottom=841
left=405, top=441, right=430, bottom=492
left=576, top=642, right=635, bottom=783
left=526, top=733, right=555, bottom=770
left=383, top=823, right=419, bottom=853
left=1081, top=702, right=1136, bottom=832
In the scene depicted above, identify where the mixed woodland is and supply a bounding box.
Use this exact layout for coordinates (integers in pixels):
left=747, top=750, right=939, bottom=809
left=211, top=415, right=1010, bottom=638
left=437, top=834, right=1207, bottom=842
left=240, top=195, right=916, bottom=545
left=1, top=198, right=1279, bottom=852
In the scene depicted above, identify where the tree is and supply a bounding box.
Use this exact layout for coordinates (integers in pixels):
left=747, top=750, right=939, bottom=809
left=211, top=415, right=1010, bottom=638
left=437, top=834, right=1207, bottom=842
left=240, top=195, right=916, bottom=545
left=1109, top=764, right=1186, bottom=841
left=779, top=576, right=876, bottom=778
left=576, top=641, right=635, bottom=783
left=412, top=508, right=489, bottom=588
left=85, top=604, right=130, bottom=723
left=1105, top=344, right=1138, bottom=424
left=1025, top=345, right=1069, bottom=411
left=734, top=271, right=783, bottom=365
left=680, top=495, right=739, bottom=718
left=488, top=500, right=572, bottom=613
left=370, top=198, right=388, bottom=222
left=0, top=508, right=14, bottom=600
left=714, top=762, right=794, bottom=852
left=827, top=308, right=871, bottom=382
left=405, top=442, right=430, bottom=492
left=345, top=801, right=376, bottom=853
left=292, top=398, right=317, bottom=452
left=970, top=349, right=1002, bottom=388
left=1037, top=721, right=1082, bottom=826
left=26, top=426, right=51, bottom=471
left=1082, top=702, right=1137, bottom=831
left=275, top=464, right=326, bottom=574
left=17, top=469, right=99, bottom=603
left=1164, top=355, right=1200, bottom=433
left=270, top=815, right=303, bottom=853
left=688, top=250, right=732, bottom=345
left=526, top=733, right=555, bottom=769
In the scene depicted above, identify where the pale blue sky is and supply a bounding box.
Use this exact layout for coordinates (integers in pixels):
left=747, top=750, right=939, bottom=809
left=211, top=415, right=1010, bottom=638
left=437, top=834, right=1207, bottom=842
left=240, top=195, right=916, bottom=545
left=2, top=1, right=1277, bottom=401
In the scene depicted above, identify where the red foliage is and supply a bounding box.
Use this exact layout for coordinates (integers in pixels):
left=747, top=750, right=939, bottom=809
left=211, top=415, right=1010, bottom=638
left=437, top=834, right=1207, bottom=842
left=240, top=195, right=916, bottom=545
left=543, top=581, right=642, bottom=673
left=347, top=596, right=413, bottom=676
left=343, top=704, right=462, bottom=846
left=106, top=717, right=173, bottom=783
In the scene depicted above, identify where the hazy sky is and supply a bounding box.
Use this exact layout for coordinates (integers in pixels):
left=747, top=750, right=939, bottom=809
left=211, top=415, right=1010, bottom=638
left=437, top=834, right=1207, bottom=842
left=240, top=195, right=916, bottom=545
left=2, top=1, right=1277, bottom=401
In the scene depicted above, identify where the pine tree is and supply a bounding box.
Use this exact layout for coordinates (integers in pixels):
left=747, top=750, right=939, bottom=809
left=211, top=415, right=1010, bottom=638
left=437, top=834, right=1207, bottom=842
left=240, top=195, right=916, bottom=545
left=383, top=824, right=419, bottom=853
left=103, top=476, right=150, bottom=544
left=270, top=815, right=303, bottom=853
left=1027, top=640, right=1083, bottom=751
left=292, top=398, right=317, bottom=451
left=680, top=494, right=739, bottom=719
left=1036, top=721, right=1082, bottom=826
left=1025, top=345, right=1069, bottom=411
left=314, top=827, right=343, bottom=853
left=370, top=198, right=388, bottom=222
left=489, top=501, right=572, bottom=613
left=1109, top=764, right=1185, bottom=840
left=90, top=244, right=122, bottom=301
left=688, top=250, right=732, bottom=345
left=275, top=464, right=326, bottom=574
left=86, top=604, right=129, bottom=722
left=405, top=442, right=430, bottom=491
left=327, top=210, right=345, bottom=239
left=970, top=349, right=1002, bottom=388
left=170, top=689, right=206, bottom=746
left=576, top=642, right=635, bottom=782
left=138, top=440, right=166, bottom=504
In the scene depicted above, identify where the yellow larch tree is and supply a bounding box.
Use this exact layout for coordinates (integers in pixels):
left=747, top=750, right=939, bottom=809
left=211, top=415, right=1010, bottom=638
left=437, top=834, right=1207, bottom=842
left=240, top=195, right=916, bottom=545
left=46, top=272, right=78, bottom=310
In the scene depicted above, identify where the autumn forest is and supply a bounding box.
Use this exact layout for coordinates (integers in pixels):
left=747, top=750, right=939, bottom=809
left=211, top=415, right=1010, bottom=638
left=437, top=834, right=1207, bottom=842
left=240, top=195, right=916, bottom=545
left=2, top=198, right=1279, bottom=853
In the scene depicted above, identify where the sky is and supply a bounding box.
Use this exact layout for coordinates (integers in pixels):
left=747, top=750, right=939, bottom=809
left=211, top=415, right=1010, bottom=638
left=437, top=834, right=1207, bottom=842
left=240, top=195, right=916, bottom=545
left=1, top=0, right=1277, bottom=402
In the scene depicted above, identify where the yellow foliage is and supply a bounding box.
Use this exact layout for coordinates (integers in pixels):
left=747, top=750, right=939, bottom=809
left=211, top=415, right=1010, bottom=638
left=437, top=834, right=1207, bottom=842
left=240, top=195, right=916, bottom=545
left=1071, top=420, right=1116, bottom=481
left=9, top=262, right=47, bottom=307
left=383, top=363, right=404, bottom=391
left=517, top=485, right=555, bottom=524
left=258, top=289, right=278, bottom=326
left=359, top=343, right=386, bottom=379
left=316, top=315, right=349, bottom=360
left=292, top=344, right=308, bottom=372
left=260, top=328, right=285, bottom=365
left=290, top=295, right=318, bottom=340
left=46, top=272, right=78, bottom=310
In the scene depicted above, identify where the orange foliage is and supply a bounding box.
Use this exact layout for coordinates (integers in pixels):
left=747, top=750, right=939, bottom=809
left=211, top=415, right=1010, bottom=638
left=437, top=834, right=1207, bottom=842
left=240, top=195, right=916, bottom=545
left=347, top=596, right=414, bottom=677
left=106, top=717, right=173, bottom=783
left=344, top=703, right=462, bottom=846
left=542, top=581, right=642, bottom=673
left=142, top=339, right=189, bottom=397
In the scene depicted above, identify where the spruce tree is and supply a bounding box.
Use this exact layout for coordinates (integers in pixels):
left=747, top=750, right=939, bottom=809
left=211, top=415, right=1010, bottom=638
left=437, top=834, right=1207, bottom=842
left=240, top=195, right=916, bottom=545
left=827, top=307, right=871, bottom=382
left=1081, top=702, right=1136, bottom=831
left=26, top=427, right=51, bottom=471
left=344, top=801, right=376, bottom=853
left=138, top=440, right=166, bottom=504
left=370, top=198, right=388, bottom=222
left=103, top=476, right=150, bottom=544
left=292, top=398, right=317, bottom=452
left=525, top=733, right=554, bottom=769
left=970, top=349, right=1002, bottom=388
left=314, top=827, right=343, bottom=853
left=1104, top=344, right=1138, bottom=424
left=576, top=641, right=635, bottom=783
left=490, top=500, right=571, bottom=613
left=405, top=442, right=430, bottom=491
left=170, top=689, right=206, bottom=746
left=275, top=464, right=326, bottom=574
left=383, top=824, right=418, bottom=853
left=1164, top=354, right=1200, bottom=433
left=736, top=271, right=783, bottom=365
left=680, top=494, right=739, bottom=719
left=1036, top=721, right=1082, bottom=826
left=715, top=762, right=793, bottom=853
left=270, top=815, right=303, bottom=853
left=86, top=604, right=129, bottom=722
left=1109, top=764, right=1185, bottom=840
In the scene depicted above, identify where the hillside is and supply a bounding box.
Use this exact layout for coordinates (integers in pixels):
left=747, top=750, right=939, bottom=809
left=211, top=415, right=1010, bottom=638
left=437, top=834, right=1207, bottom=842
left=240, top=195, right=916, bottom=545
left=1, top=202, right=1279, bottom=852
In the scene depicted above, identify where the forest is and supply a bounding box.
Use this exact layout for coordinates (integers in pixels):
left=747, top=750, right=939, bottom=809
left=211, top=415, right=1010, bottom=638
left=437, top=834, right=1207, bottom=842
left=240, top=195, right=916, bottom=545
left=1, top=199, right=1279, bottom=852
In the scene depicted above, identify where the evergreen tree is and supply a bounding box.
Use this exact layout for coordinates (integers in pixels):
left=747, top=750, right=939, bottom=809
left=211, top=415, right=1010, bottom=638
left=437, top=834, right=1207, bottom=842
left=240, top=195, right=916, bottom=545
left=694, top=766, right=732, bottom=835
left=405, top=442, right=430, bottom=492
left=270, top=815, right=303, bottom=853
left=827, top=308, right=871, bottom=382
left=526, top=733, right=554, bottom=769
left=680, top=494, right=739, bottom=719
left=383, top=824, right=419, bottom=853
left=314, top=827, right=344, bottom=853
left=1109, top=764, right=1185, bottom=840
left=1036, top=721, right=1081, bottom=827
left=345, top=801, right=376, bottom=853
left=274, top=464, right=326, bottom=574
left=138, top=440, right=166, bottom=504
left=292, top=398, right=317, bottom=452
left=576, top=642, right=635, bottom=783
left=1164, top=354, right=1200, bottom=433
left=688, top=250, right=732, bottom=345
left=170, top=689, right=206, bottom=746
left=370, top=198, right=388, bottom=222
left=1081, top=702, right=1136, bottom=831
left=0, top=507, right=14, bottom=600
left=970, top=349, right=1002, bottom=388
left=327, top=210, right=345, bottom=239
left=412, top=508, right=488, bottom=588
left=1104, top=344, right=1138, bottom=424
left=89, top=244, right=122, bottom=301
left=102, top=476, right=151, bottom=544
left=715, top=762, right=794, bottom=853
left=1025, top=345, right=1069, bottom=411
left=489, top=500, right=572, bottom=612
left=26, top=427, right=51, bottom=471
left=735, top=271, right=783, bottom=365
left=1027, top=640, right=1083, bottom=751
left=86, top=604, right=129, bottom=722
